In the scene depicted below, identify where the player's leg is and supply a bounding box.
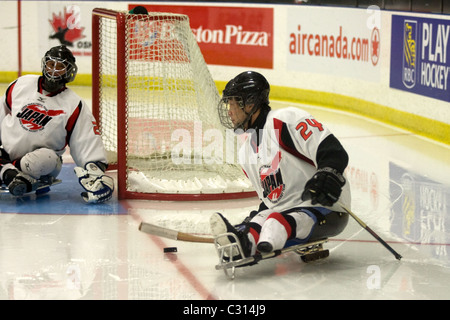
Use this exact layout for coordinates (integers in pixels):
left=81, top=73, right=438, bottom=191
left=256, top=207, right=349, bottom=253
left=210, top=209, right=274, bottom=260
left=256, top=209, right=315, bottom=253
left=3, top=148, right=62, bottom=196
left=18, top=147, right=63, bottom=179
left=210, top=212, right=253, bottom=260
left=224, top=208, right=312, bottom=254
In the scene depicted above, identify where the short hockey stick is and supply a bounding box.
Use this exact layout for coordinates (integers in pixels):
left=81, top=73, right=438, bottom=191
left=139, top=222, right=214, bottom=243
left=339, top=203, right=402, bottom=260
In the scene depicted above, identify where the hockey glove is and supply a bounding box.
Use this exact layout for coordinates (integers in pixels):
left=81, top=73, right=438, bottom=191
left=0, top=148, right=11, bottom=165
left=301, top=167, right=345, bottom=207
left=74, top=162, right=114, bottom=204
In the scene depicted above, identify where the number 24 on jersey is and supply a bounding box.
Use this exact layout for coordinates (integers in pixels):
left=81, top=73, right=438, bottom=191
left=295, top=118, right=324, bottom=141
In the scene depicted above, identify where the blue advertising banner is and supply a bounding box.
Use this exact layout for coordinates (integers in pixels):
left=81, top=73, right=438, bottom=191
left=390, top=15, right=450, bottom=102
left=389, top=161, right=450, bottom=263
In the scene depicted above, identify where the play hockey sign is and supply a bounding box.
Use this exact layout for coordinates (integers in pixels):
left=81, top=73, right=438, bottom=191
left=390, top=15, right=450, bottom=102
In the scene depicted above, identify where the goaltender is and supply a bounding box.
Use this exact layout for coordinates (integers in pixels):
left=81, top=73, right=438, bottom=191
left=0, top=45, right=113, bottom=203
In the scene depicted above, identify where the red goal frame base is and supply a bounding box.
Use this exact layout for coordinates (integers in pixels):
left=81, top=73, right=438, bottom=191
left=123, top=191, right=257, bottom=201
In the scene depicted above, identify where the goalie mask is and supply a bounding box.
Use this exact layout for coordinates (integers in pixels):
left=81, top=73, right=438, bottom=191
left=218, top=71, right=270, bottom=132
left=41, top=45, right=78, bottom=92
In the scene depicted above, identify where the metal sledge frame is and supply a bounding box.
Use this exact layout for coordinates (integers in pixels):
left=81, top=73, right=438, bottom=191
left=214, top=233, right=328, bottom=279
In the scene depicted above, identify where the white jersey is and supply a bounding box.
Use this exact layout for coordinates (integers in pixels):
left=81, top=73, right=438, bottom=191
left=238, top=107, right=351, bottom=212
left=0, top=75, right=107, bottom=167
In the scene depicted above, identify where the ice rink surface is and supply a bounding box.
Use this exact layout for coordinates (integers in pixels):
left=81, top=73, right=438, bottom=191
left=0, top=85, right=449, bottom=301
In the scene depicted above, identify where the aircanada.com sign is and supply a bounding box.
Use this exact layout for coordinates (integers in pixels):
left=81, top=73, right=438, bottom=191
left=285, top=6, right=381, bottom=82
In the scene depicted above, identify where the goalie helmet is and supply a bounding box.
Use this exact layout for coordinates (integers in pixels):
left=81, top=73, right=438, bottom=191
left=41, top=45, right=78, bottom=92
left=218, top=71, right=270, bottom=131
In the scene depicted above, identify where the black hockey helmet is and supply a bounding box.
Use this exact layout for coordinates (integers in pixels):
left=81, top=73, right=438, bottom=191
left=129, top=6, right=148, bottom=14
left=41, top=45, right=78, bottom=91
left=218, top=71, right=270, bottom=130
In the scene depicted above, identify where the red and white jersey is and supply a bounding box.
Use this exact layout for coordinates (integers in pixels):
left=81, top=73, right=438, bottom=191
left=238, top=107, right=351, bottom=212
left=0, top=75, right=107, bottom=167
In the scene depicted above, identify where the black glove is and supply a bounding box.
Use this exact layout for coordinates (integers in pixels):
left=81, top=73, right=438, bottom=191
left=301, top=167, right=346, bottom=206
left=0, top=148, right=11, bottom=186
left=0, top=148, right=11, bottom=165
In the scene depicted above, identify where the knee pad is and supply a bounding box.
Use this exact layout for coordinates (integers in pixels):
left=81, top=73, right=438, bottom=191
left=19, top=148, right=62, bottom=179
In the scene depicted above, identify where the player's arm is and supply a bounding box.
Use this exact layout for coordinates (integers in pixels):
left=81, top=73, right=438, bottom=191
left=0, top=80, right=16, bottom=145
left=300, top=134, right=348, bottom=206
left=281, top=114, right=348, bottom=207
left=68, top=100, right=114, bottom=203
left=0, top=96, right=8, bottom=125
left=315, top=134, right=348, bottom=174
left=0, top=99, right=5, bottom=147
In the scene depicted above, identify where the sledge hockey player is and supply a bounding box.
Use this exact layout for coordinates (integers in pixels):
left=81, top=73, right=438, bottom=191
left=0, top=45, right=113, bottom=203
left=211, top=71, right=351, bottom=265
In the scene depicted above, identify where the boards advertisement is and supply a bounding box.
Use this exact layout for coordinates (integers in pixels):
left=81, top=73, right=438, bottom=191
left=286, top=7, right=381, bottom=81
left=131, top=4, right=274, bottom=69
left=390, top=15, right=450, bottom=102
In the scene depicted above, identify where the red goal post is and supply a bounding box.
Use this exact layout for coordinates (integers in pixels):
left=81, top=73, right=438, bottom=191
left=91, top=8, right=256, bottom=200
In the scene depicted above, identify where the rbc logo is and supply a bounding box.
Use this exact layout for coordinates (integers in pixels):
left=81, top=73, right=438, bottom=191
left=402, top=20, right=417, bottom=88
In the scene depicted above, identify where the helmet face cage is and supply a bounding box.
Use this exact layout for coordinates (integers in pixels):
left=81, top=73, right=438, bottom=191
left=42, top=56, right=77, bottom=84
left=217, top=96, right=245, bottom=130
left=218, top=71, right=270, bottom=131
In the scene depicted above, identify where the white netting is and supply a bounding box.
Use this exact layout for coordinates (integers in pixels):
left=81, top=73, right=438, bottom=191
left=95, top=11, right=253, bottom=196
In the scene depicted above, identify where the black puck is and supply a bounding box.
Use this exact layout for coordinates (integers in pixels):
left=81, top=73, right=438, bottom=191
left=163, top=247, right=177, bottom=253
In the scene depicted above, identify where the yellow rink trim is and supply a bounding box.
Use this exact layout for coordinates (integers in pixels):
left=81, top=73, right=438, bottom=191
left=274, top=86, right=450, bottom=146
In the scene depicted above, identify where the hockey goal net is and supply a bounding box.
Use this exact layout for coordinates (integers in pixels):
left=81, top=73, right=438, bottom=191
left=92, top=8, right=255, bottom=200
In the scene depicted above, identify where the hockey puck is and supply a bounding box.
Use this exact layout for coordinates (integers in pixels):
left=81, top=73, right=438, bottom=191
left=163, top=247, right=177, bottom=253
